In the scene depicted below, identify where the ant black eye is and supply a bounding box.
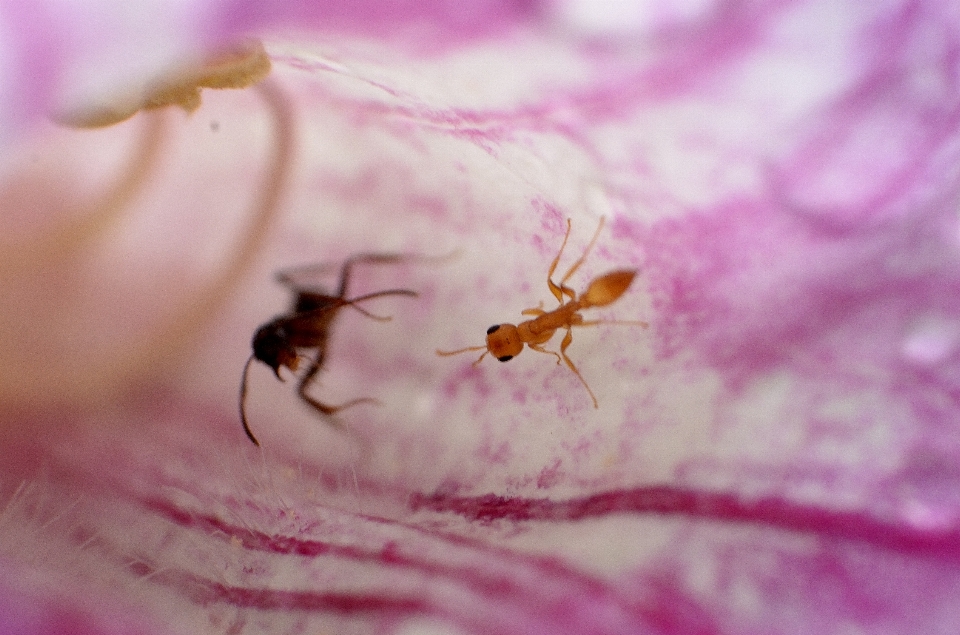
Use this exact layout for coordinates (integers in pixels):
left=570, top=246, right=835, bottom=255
left=497, top=355, right=513, bottom=362
left=487, top=324, right=501, bottom=335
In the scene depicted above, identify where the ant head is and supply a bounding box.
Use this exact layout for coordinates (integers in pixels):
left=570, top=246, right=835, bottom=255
left=252, top=319, right=300, bottom=379
left=485, top=324, right=523, bottom=362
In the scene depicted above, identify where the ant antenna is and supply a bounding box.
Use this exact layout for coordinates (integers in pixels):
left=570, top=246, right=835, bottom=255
left=239, top=355, right=260, bottom=446
left=436, top=345, right=488, bottom=365
left=342, top=289, right=418, bottom=321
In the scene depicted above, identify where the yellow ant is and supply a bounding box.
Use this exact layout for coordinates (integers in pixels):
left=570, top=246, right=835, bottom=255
left=437, top=217, right=647, bottom=407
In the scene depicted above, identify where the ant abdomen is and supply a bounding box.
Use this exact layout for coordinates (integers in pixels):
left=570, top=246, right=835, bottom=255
left=581, top=270, right=636, bottom=308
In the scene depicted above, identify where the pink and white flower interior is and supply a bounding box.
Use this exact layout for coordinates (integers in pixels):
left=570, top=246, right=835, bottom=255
left=2, top=1, right=959, bottom=633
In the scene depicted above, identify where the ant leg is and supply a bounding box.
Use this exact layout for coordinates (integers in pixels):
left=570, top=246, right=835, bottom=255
left=296, top=353, right=379, bottom=420
left=275, top=261, right=339, bottom=289
left=546, top=219, right=574, bottom=304
left=558, top=328, right=599, bottom=408
left=528, top=343, right=563, bottom=366
left=574, top=319, right=649, bottom=328
left=521, top=301, right=546, bottom=317
left=337, top=253, right=421, bottom=297
left=290, top=288, right=418, bottom=331
left=336, top=289, right=418, bottom=322
left=558, top=216, right=605, bottom=291
left=276, top=252, right=417, bottom=295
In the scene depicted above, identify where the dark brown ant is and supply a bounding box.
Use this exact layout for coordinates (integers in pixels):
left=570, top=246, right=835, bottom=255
left=437, top=217, right=646, bottom=407
left=240, top=253, right=418, bottom=446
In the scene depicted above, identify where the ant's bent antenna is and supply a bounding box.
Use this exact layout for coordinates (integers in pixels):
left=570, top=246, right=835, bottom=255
left=239, top=355, right=259, bottom=446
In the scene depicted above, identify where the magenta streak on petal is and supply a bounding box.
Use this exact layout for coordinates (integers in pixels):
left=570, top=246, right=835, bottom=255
left=566, top=1, right=786, bottom=114
left=262, top=0, right=778, bottom=119
left=129, top=565, right=428, bottom=614
left=134, top=496, right=720, bottom=634
left=770, top=1, right=960, bottom=225
left=268, top=14, right=775, bottom=167
left=631, top=196, right=960, bottom=386
left=411, top=486, right=960, bottom=557
left=213, top=0, right=539, bottom=46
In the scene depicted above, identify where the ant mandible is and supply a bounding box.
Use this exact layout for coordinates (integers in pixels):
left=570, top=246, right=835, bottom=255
left=240, top=253, right=418, bottom=446
left=437, top=217, right=646, bottom=408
